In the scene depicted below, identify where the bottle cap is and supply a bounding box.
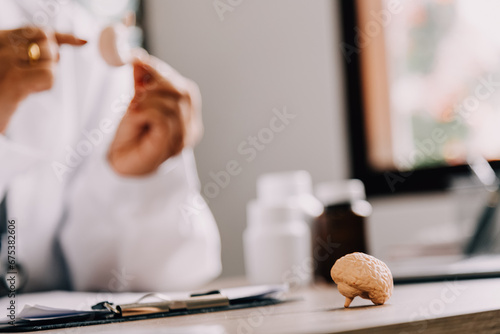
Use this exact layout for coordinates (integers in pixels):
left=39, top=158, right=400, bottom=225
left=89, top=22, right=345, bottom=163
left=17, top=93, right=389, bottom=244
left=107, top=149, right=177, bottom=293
left=315, top=179, right=366, bottom=206
left=257, top=170, right=312, bottom=200
left=256, top=170, right=323, bottom=217
left=247, top=200, right=302, bottom=226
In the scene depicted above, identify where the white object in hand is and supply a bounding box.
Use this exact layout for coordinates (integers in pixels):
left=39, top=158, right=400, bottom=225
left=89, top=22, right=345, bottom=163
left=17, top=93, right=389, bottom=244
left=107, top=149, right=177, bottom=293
left=99, top=23, right=132, bottom=67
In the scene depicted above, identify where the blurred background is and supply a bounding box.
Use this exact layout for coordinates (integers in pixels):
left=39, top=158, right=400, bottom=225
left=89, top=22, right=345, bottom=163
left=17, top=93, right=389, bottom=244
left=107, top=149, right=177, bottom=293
left=143, top=0, right=348, bottom=277
left=90, top=0, right=500, bottom=279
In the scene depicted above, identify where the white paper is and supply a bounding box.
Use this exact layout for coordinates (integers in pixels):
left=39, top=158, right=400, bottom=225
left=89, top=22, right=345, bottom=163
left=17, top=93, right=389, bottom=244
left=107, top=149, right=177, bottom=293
left=0, top=284, right=288, bottom=325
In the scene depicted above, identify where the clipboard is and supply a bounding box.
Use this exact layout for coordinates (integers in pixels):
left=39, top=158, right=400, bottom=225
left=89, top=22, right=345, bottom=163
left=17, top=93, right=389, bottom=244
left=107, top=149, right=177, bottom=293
left=0, top=284, right=288, bottom=332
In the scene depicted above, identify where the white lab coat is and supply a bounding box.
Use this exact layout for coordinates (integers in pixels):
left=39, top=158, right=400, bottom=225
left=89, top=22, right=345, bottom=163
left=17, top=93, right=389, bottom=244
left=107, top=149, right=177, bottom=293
left=0, top=0, right=221, bottom=292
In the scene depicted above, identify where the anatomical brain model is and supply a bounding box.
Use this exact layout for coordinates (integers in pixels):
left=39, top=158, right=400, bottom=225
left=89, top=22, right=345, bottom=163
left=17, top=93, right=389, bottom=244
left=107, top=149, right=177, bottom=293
left=331, top=252, right=393, bottom=308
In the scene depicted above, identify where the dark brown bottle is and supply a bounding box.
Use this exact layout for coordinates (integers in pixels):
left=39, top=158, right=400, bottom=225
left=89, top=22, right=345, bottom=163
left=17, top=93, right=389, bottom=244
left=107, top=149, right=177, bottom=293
left=312, top=180, right=372, bottom=284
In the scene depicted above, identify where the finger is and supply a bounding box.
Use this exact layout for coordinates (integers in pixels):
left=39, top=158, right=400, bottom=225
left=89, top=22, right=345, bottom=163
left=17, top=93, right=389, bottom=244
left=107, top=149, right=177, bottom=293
left=130, top=89, right=196, bottom=145
left=19, top=63, right=55, bottom=92
left=133, top=61, right=194, bottom=102
left=132, top=55, right=187, bottom=95
left=129, top=95, right=187, bottom=145
left=130, top=94, right=182, bottom=118
left=132, top=60, right=164, bottom=91
left=184, top=80, right=204, bottom=147
left=162, top=113, right=185, bottom=157
left=14, top=39, right=56, bottom=63
left=133, top=59, right=179, bottom=84
left=54, top=32, right=87, bottom=46
left=144, top=107, right=185, bottom=158
left=10, top=27, right=47, bottom=44
left=125, top=107, right=184, bottom=159
left=4, top=27, right=45, bottom=52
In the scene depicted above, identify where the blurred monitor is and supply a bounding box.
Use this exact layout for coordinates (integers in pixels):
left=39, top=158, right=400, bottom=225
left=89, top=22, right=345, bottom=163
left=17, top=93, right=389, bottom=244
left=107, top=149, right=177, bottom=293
left=341, top=0, right=500, bottom=195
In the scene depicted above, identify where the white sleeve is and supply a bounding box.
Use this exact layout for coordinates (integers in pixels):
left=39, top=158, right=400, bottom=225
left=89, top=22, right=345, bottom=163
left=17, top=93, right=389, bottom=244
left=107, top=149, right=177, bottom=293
left=60, top=148, right=222, bottom=292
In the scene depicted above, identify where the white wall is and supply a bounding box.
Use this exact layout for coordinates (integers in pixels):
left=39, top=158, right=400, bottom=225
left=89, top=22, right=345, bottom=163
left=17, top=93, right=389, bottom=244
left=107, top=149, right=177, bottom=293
left=145, top=0, right=349, bottom=276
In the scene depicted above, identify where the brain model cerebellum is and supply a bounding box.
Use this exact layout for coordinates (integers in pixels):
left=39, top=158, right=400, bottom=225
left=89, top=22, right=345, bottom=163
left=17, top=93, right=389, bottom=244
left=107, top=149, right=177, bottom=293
left=330, top=252, right=393, bottom=308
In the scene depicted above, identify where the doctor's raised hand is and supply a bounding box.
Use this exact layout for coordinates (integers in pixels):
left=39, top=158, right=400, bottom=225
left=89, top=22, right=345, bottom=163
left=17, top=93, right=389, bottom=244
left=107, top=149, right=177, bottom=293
left=0, top=27, right=86, bottom=133
left=108, top=54, right=203, bottom=176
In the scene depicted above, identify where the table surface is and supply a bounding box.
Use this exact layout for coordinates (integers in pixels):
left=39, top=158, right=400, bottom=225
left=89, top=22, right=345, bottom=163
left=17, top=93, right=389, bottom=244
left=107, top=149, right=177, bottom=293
left=2, top=277, right=500, bottom=333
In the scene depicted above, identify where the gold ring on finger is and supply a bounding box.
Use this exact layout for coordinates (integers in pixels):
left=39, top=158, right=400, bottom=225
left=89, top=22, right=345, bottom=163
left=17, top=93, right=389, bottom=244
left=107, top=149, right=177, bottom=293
left=27, top=42, right=41, bottom=64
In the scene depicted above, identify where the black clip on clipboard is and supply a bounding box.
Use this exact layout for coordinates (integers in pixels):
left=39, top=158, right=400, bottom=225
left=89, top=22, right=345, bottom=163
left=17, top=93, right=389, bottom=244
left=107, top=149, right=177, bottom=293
left=0, top=284, right=288, bottom=332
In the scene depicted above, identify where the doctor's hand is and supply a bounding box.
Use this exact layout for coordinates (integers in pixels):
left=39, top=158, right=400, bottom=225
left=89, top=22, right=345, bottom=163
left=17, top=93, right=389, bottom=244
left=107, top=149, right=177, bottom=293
left=108, top=55, right=203, bottom=176
left=0, top=27, right=86, bottom=133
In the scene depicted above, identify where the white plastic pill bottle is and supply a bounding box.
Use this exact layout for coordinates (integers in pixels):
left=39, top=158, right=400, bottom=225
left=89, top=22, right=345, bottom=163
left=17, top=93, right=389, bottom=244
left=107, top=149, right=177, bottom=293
left=243, top=200, right=312, bottom=287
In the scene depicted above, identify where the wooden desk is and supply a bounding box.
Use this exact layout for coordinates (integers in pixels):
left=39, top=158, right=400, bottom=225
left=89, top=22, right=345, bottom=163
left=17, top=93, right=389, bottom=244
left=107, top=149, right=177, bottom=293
left=4, top=278, right=500, bottom=333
